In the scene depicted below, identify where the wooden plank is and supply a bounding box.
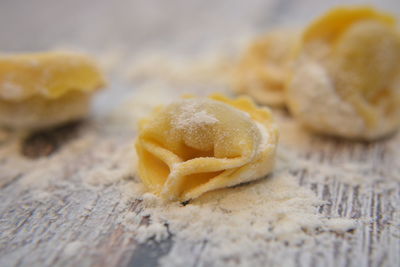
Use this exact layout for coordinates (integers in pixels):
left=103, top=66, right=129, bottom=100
left=0, top=112, right=398, bottom=267
left=0, top=1, right=399, bottom=266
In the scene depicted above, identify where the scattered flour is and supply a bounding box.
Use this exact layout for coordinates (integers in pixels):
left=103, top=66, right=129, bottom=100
left=2, top=48, right=398, bottom=267
left=63, top=241, right=84, bottom=257
left=276, top=109, right=400, bottom=187
left=287, top=60, right=365, bottom=138
left=110, top=52, right=393, bottom=255
left=90, top=77, right=363, bottom=264
left=125, top=52, right=235, bottom=89
left=108, top=55, right=400, bottom=265
left=83, top=143, right=137, bottom=187
left=136, top=222, right=169, bottom=243
left=118, top=165, right=360, bottom=266
left=106, top=81, right=179, bottom=132
left=121, top=169, right=326, bottom=241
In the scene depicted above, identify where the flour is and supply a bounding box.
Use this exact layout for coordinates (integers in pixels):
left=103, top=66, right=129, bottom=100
left=98, top=89, right=331, bottom=262
left=126, top=52, right=235, bottom=88
left=276, top=109, right=400, bottom=187
left=84, top=144, right=137, bottom=186
left=63, top=241, right=84, bottom=257
left=108, top=81, right=361, bottom=260
left=106, top=81, right=179, bottom=132
left=288, top=23, right=400, bottom=140
left=2, top=48, right=398, bottom=267
left=287, top=59, right=365, bottom=138
left=111, top=53, right=367, bottom=248
left=173, top=100, right=219, bottom=130
left=121, top=169, right=326, bottom=241
left=111, top=53, right=400, bottom=263
left=255, top=121, right=271, bottom=153
left=118, top=164, right=360, bottom=266
left=124, top=51, right=237, bottom=106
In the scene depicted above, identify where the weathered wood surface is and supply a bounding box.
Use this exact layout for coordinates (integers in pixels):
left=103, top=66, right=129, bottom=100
left=0, top=112, right=399, bottom=267
left=0, top=1, right=400, bottom=266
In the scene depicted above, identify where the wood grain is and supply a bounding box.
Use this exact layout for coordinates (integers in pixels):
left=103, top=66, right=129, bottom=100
left=0, top=113, right=398, bottom=267
left=0, top=1, right=399, bottom=266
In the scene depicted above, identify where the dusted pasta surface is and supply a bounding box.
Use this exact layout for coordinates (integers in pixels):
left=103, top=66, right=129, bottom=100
left=135, top=94, right=278, bottom=201
left=0, top=51, right=105, bottom=100
left=0, top=51, right=106, bottom=129
left=286, top=6, right=400, bottom=140
left=233, top=30, right=299, bottom=106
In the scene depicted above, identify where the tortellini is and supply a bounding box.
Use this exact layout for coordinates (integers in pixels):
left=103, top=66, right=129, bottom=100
left=286, top=6, right=400, bottom=140
left=233, top=30, right=299, bottom=106
left=0, top=51, right=105, bottom=129
left=135, top=94, right=278, bottom=201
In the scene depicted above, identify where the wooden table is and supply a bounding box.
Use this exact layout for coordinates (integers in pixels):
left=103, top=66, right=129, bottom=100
left=0, top=1, right=399, bottom=266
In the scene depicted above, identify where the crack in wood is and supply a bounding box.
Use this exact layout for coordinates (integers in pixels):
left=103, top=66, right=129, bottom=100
left=21, top=121, right=83, bottom=159
left=126, top=234, right=174, bottom=267
left=0, top=173, right=23, bottom=189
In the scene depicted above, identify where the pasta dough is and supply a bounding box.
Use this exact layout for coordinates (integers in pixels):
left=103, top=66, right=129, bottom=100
left=233, top=30, right=299, bottom=106
left=0, top=51, right=105, bottom=129
left=135, top=94, right=278, bottom=201
left=286, top=6, right=400, bottom=140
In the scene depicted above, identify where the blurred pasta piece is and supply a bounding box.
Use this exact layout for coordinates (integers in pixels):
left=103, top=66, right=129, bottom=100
left=286, top=6, right=400, bottom=140
left=0, top=51, right=106, bottom=130
left=233, top=30, right=299, bottom=106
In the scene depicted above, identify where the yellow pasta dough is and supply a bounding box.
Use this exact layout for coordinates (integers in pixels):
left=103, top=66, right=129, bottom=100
left=0, top=51, right=105, bottom=129
left=135, top=94, right=278, bottom=201
left=286, top=6, right=400, bottom=140
left=233, top=30, right=299, bottom=106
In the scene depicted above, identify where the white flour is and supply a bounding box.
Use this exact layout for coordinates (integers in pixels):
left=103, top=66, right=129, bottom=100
left=103, top=68, right=367, bottom=264
left=173, top=100, right=219, bottom=130
left=1, top=48, right=398, bottom=267
left=287, top=59, right=365, bottom=138
left=122, top=169, right=326, bottom=241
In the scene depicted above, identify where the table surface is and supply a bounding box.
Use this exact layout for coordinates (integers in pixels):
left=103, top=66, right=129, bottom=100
left=0, top=1, right=399, bottom=266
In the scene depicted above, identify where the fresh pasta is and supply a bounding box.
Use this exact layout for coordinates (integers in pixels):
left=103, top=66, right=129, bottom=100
left=135, top=94, right=278, bottom=201
left=286, top=6, right=400, bottom=140
left=0, top=51, right=105, bottom=129
left=233, top=30, right=299, bottom=106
